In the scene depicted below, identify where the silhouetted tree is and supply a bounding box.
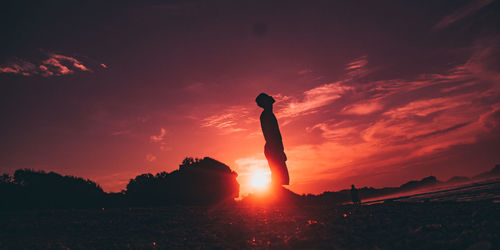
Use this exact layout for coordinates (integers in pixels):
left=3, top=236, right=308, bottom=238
left=0, top=169, right=105, bottom=209
left=0, top=173, right=11, bottom=183
left=0, top=173, right=22, bottom=209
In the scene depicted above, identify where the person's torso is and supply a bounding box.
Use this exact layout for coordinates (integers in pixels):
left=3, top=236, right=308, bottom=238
left=260, top=110, right=284, bottom=152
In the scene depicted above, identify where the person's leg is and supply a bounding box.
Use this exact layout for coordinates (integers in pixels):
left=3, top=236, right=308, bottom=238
left=268, top=159, right=289, bottom=185
left=276, top=160, right=289, bottom=185
left=266, top=158, right=281, bottom=185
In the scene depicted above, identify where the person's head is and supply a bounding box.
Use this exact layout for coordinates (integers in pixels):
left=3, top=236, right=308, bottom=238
left=351, top=184, right=355, bottom=189
left=255, top=93, right=275, bottom=109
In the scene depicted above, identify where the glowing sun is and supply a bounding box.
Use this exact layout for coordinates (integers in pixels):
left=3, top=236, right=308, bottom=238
left=250, top=170, right=271, bottom=190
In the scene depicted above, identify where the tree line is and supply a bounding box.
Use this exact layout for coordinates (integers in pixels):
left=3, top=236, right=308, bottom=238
left=0, top=157, right=239, bottom=209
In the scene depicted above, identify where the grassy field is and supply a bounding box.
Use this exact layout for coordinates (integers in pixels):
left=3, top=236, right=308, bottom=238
left=0, top=200, right=498, bottom=249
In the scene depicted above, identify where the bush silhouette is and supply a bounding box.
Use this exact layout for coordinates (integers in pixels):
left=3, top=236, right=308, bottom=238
left=0, top=169, right=105, bottom=209
left=126, top=157, right=239, bottom=205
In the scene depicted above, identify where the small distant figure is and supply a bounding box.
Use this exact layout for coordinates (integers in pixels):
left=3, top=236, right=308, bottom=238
left=255, top=93, right=289, bottom=186
left=351, top=184, right=361, bottom=206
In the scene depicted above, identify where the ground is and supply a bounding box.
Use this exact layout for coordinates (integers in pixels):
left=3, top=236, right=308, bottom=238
left=0, top=200, right=498, bottom=249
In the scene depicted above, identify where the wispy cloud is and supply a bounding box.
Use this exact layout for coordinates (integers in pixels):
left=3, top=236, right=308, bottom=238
left=184, top=82, right=205, bottom=92
left=150, top=128, right=167, bottom=143
left=278, top=57, right=372, bottom=118
left=279, top=82, right=352, bottom=117
left=0, top=53, right=105, bottom=77
left=0, top=60, right=38, bottom=76
left=345, top=56, right=368, bottom=70
left=44, top=53, right=90, bottom=73
left=297, top=69, right=312, bottom=75
left=361, top=94, right=480, bottom=148
left=110, top=130, right=132, bottom=136
left=145, top=153, right=157, bottom=162
left=433, top=0, right=494, bottom=30
left=342, top=101, right=383, bottom=115
left=150, top=128, right=170, bottom=151
left=201, top=106, right=253, bottom=134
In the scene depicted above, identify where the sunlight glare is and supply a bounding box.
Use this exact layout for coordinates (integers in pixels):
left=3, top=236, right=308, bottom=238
left=250, top=170, right=271, bottom=190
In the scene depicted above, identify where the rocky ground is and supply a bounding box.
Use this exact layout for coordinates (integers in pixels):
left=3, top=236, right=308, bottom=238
left=0, top=200, right=498, bottom=249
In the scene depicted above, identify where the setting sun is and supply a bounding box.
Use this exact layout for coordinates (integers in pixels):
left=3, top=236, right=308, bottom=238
left=250, top=170, right=271, bottom=190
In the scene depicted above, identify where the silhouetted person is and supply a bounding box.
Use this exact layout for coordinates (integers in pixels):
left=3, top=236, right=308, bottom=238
left=256, top=93, right=290, bottom=186
left=351, top=184, right=361, bottom=206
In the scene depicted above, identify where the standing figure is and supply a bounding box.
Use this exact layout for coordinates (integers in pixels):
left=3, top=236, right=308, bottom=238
left=351, top=184, right=361, bottom=206
left=255, top=93, right=290, bottom=186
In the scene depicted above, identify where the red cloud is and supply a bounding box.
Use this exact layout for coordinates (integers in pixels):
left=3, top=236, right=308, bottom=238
left=0, top=53, right=103, bottom=77
left=0, top=60, right=37, bottom=76
left=41, top=53, right=91, bottom=75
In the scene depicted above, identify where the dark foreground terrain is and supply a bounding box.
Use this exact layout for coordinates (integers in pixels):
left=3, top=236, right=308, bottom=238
left=0, top=200, right=498, bottom=249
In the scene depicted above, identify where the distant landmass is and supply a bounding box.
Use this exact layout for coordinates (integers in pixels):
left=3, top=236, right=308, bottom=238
left=300, top=164, right=500, bottom=205
left=446, top=164, right=500, bottom=183
left=472, top=164, right=500, bottom=180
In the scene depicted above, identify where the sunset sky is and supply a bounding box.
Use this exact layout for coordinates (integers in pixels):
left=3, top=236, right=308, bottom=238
left=1, top=0, right=500, bottom=196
